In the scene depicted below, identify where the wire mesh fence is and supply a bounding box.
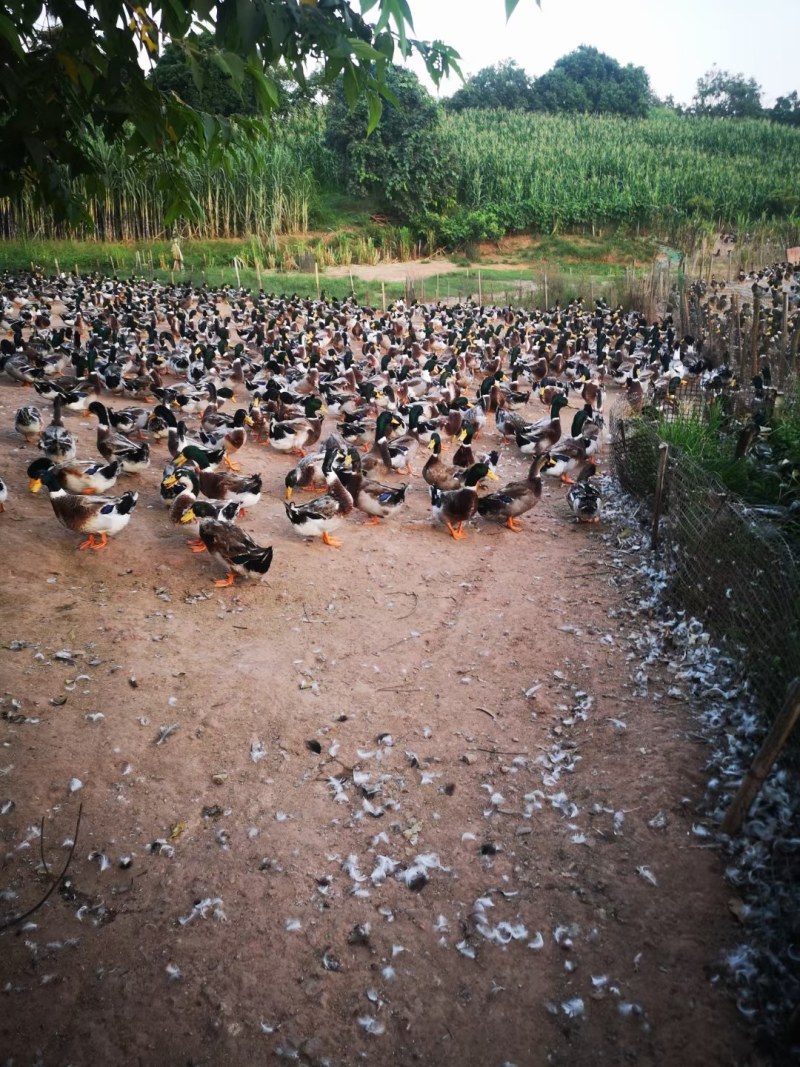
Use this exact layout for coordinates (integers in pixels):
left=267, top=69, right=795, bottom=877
left=610, top=412, right=800, bottom=770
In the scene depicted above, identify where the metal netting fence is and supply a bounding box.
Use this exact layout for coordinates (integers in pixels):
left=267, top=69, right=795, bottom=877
left=610, top=413, right=800, bottom=770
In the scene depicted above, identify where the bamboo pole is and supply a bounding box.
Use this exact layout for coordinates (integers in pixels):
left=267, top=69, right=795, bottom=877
left=651, top=442, right=670, bottom=550
left=234, top=257, right=241, bottom=288
left=721, top=679, right=800, bottom=835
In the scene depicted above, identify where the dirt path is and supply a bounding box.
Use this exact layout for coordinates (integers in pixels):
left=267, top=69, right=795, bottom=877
left=325, top=260, right=533, bottom=285
left=0, top=380, right=754, bottom=1065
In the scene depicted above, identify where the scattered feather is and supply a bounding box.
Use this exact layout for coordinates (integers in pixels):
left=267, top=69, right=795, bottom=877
left=358, top=1016, right=385, bottom=1036
left=636, top=865, right=658, bottom=887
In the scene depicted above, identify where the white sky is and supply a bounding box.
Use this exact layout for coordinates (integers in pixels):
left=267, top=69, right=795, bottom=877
left=406, top=0, right=798, bottom=107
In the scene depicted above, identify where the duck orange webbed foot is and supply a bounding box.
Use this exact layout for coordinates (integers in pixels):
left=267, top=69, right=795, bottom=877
left=506, top=516, right=523, bottom=532
left=447, top=522, right=466, bottom=541
left=322, top=531, right=342, bottom=548
left=214, top=572, right=236, bottom=587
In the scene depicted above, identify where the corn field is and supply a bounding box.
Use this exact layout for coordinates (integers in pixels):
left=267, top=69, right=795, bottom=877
left=443, top=110, right=800, bottom=237
left=2, top=106, right=799, bottom=244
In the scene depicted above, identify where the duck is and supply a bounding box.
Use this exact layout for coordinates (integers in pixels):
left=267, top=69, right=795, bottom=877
left=430, top=460, right=498, bottom=540
left=422, top=432, right=464, bottom=491
left=495, top=394, right=532, bottom=441
left=570, top=403, right=595, bottom=440
left=477, top=453, right=549, bottom=532
left=544, top=437, right=593, bottom=484
left=15, top=405, right=44, bottom=443
left=163, top=450, right=262, bottom=511
left=197, top=518, right=273, bottom=587
left=284, top=447, right=353, bottom=547
left=199, top=407, right=253, bottom=471
left=88, top=401, right=151, bottom=473
left=567, top=463, right=602, bottom=523
left=335, top=449, right=409, bottom=525
left=360, top=410, right=403, bottom=474
left=0, top=476, right=6, bottom=513
left=168, top=475, right=242, bottom=552
left=36, top=467, right=138, bottom=550
left=27, top=456, right=120, bottom=496
left=284, top=452, right=328, bottom=498
left=38, top=397, right=78, bottom=462
left=362, top=409, right=419, bottom=476
left=516, top=394, right=569, bottom=456
left=269, top=396, right=325, bottom=456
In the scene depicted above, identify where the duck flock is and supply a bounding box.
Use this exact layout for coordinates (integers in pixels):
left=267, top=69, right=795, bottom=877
left=0, top=266, right=790, bottom=584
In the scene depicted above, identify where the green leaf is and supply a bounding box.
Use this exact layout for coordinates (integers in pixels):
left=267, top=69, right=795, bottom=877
left=343, top=64, right=360, bottom=109
left=0, top=12, right=24, bottom=60
left=247, top=64, right=280, bottom=110
left=348, top=38, right=383, bottom=63
left=366, top=91, right=383, bottom=135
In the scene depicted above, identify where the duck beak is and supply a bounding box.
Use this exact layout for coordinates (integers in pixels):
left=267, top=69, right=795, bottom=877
left=29, top=478, right=42, bottom=493
left=486, top=470, right=499, bottom=481
left=245, top=416, right=254, bottom=427
left=179, top=509, right=196, bottom=524
left=163, top=474, right=177, bottom=488
left=285, top=487, right=293, bottom=500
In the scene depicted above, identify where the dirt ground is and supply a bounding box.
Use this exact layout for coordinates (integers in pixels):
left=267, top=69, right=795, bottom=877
left=0, top=360, right=758, bottom=1065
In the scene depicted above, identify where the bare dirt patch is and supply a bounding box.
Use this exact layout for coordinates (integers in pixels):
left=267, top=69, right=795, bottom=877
left=0, top=357, right=756, bottom=1064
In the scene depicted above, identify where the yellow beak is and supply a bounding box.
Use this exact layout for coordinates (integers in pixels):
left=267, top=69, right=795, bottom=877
left=487, top=470, right=499, bottom=481
left=179, top=509, right=196, bottom=524
left=285, top=487, right=293, bottom=500
left=29, top=478, right=43, bottom=493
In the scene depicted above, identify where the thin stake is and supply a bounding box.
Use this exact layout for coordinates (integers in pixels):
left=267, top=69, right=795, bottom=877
left=651, top=442, right=669, bottom=550
left=721, top=679, right=800, bottom=835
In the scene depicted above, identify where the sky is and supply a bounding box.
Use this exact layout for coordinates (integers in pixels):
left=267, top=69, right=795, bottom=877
left=406, top=0, right=798, bottom=107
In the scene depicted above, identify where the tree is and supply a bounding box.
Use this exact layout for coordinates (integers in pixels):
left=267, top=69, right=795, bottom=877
left=692, top=68, right=763, bottom=118
left=0, top=1, right=467, bottom=226
left=326, top=65, right=452, bottom=222
left=151, top=33, right=259, bottom=117
left=444, top=59, right=536, bottom=112
left=533, top=46, right=651, bottom=118
left=771, top=91, right=800, bottom=127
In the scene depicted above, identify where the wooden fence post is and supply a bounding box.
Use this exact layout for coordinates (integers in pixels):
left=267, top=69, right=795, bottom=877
left=751, top=291, right=761, bottom=376
left=651, top=442, right=670, bottom=550
left=783, top=291, right=790, bottom=362
left=721, top=678, right=800, bottom=835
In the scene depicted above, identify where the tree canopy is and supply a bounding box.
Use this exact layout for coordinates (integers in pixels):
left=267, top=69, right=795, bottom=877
left=442, top=46, right=651, bottom=119
left=326, top=65, right=451, bottom=221
left=0, top=0, right=466, bottom=225
left=445, top=59, right=536, bottom=112
left=771, top=91, right=800, bottom=127
left=691, top=67, right=763, bottom=118
left=534, top=46, right=651, bottom=118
